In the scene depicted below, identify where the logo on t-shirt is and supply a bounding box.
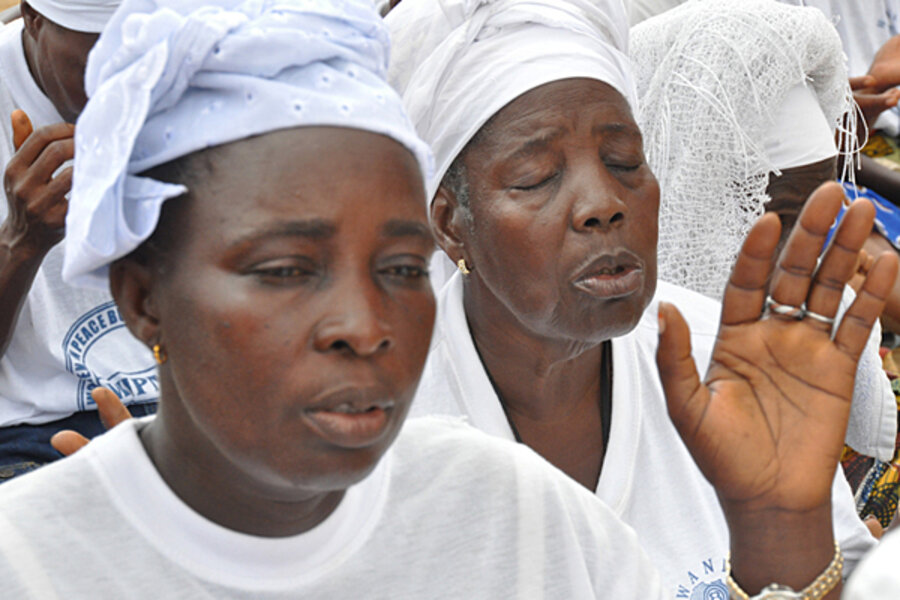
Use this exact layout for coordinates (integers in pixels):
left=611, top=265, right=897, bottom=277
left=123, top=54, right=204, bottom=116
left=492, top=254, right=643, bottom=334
left=676, top=557, right=728, bottom=600
left=63, top=301, right=158, bottom=410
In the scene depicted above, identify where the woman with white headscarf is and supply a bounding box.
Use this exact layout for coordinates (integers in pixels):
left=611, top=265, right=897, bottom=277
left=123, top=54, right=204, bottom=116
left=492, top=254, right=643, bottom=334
left=388, top=0, right=882, bottom=595
left=630, top=0, right=898, bottom=474
left=0, top=0, right=672, bottom=596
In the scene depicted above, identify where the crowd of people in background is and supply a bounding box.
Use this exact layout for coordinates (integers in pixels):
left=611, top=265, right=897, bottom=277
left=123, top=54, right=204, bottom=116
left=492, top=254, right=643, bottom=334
left=0, top=0, right=899, bottom=598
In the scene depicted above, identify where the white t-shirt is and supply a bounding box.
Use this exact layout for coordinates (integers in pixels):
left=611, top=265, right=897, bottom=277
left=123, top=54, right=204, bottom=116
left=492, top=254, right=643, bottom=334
left=0, top=20, right=157, bottom=426
left=779, top=0, right=900, bottom=134
left=0, top=416, right=664, bottom=598
left=844, top=527, right=900, bottom=598
left=411, top=274, right=877, bottom=596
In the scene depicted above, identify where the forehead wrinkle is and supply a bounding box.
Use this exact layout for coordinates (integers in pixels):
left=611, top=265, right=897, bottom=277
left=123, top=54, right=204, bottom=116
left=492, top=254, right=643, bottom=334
left=500, top=128, right=567, bottom=164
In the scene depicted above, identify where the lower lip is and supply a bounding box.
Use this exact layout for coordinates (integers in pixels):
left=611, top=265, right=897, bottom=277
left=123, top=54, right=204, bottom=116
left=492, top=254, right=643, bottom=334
left=573, top=268, right=643, bottom=299
left=302, top=407, right=392, bottom=448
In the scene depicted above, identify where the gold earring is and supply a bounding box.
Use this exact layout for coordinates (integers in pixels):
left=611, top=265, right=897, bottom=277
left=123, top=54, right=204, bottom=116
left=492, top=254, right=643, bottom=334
left=152, top=344, right=167, bottom=365
left=457, top=258, right=471, bottom=275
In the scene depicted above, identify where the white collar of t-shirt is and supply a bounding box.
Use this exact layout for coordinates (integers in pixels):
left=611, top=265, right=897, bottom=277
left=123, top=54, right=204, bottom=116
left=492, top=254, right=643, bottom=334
left=434, top=271, right=645, bottom=513
left=84, top=417, right=391, bottom=592
left=0, top=19, right=64, bottom=126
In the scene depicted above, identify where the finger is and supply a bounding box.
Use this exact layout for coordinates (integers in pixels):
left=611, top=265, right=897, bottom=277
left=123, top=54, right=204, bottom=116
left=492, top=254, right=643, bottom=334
left=92, top=387, right=133, bottom=431
left=656, top=302, right=710, bottom=444
left=864, top=515, right=885, bottom=540
left=850, top=75, right=877, bottom=91
left=50, top=431, right=90, bottom=457
left=26, top=137, right=75, bottom=184
left=769, top=182, right=845, bottom=309
left=6, top=123, right=74, bottom=173
left=834, top=251, right=899, bottom=359
left=805, top=199, right=877, bottom=330
left=36, top=166, right=73, bottom=218
left=11, top=110, right=32, bottom=150
left=720, top=212, right=781, bottom=326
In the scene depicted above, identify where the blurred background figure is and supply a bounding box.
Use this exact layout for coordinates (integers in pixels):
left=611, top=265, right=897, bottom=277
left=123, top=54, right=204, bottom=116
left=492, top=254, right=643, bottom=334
left=0, top=0, right=157, bottom=482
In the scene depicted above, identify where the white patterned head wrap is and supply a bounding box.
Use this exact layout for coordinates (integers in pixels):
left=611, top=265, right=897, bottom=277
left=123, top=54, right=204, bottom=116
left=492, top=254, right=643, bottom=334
left=631, top=0, right=857, bottom=299
left=26, top=0, right=121, bottom=33
left=386, top=0, right=635, bottom=203
left=63, top=0, right=432, bottom=288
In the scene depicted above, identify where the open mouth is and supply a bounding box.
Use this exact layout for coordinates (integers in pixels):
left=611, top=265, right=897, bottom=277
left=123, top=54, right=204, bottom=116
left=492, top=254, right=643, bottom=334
left=303, top=395, right=397, bottom=449
left=573, top=253, right=644, bottom=299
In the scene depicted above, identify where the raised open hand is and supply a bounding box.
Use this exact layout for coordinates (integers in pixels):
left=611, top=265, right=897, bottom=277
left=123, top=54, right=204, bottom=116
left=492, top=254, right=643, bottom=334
left=657, top=182, right=897, bottom=515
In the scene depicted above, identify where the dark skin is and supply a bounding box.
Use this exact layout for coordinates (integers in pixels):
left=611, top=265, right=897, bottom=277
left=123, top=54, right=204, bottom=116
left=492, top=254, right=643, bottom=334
left=20, top=2, right=97, bottom=125
left=432, top=78, right=659, bottom=490
left=0, top=4, right=98, bottom=358
left=53, top=133, right=896, bottom=598
left=764, top=157, right=837, bottom=250
left=659, top=184, right=897, bottom=596
left=431, top=77, right=897, bottom=595
left=109, top=127, right=435, bottom=537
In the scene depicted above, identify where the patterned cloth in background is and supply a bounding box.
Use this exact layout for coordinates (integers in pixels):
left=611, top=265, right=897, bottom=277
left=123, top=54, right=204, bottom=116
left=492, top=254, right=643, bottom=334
left=841, top=348, right=900, bottom=528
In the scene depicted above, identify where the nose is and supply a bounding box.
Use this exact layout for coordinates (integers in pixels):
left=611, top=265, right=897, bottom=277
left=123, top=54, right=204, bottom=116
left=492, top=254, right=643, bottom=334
left=570, top=164, right=627, bottom=232
left=312, top=277, right=394, bottom=357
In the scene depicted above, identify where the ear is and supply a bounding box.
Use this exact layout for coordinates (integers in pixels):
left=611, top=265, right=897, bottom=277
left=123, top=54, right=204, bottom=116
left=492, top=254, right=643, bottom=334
left=20, top=2, right=43, bottom=39
left=431, top=184, right=472, bottom=269
left=109, top=258, right=160, bottom=350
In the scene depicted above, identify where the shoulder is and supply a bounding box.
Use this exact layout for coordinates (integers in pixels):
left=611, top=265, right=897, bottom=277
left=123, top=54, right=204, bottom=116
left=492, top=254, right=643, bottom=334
left=844, top=528, right=900, bottom=599
left=0, top=421, right=137, bottom=527
left=395, top=416, right=612, bottom=514
left=391, top=417, right=664, bottom=595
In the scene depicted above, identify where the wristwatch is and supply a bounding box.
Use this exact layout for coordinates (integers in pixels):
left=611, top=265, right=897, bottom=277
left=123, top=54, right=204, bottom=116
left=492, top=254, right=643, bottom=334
left=726, top=542, right=843, bottom=600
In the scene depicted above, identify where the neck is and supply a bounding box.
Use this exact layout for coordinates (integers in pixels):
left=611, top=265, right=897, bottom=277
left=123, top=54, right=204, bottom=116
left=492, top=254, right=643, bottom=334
left=141, top=389, right=343, bottom=538
left=20, top=29, right=46, bottom=101
left=463, top=278, right=603, bottom=421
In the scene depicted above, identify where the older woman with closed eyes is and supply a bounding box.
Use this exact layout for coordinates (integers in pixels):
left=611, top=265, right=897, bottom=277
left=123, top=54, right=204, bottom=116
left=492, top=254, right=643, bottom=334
left=388, top=0, right=889, bottom=595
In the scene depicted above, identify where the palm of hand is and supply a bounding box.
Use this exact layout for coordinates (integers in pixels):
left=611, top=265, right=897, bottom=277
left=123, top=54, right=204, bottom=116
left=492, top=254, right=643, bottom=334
left=693, top=320, right=855, bottom=512
left=657, top=183, right=898, bottom=519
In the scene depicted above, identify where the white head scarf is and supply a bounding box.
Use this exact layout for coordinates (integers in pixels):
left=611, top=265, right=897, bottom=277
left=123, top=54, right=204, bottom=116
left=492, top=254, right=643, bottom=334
left=63, top=0, right=432, bottom=288
left=26, top=0, right=121, bottom=33
left=631, top=0, right=856, bottom=300
left=387, top=0, right=636, bottom=202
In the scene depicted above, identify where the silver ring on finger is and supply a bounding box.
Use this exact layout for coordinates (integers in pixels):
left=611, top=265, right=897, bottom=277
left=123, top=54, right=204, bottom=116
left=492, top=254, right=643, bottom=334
left=764, top=295, right=805, bottom=320
left=803, top=308, right=836, bottom=326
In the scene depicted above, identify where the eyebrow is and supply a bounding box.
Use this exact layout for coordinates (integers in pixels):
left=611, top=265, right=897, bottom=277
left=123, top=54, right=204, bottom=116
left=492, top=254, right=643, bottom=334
left=592, top=122, right=643, bottom=139
left=230, top=219, right=337, bottom=248
left=381, top=219, right=434, bottom=243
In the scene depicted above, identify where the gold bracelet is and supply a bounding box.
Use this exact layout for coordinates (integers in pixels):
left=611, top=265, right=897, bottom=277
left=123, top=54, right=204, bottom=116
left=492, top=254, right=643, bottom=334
left=726, top=541, right=842, bottom=600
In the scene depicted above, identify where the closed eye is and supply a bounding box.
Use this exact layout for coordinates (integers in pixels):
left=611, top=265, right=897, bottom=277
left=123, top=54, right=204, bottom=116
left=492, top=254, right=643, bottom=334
left=511, top=172, right=559, bottom=192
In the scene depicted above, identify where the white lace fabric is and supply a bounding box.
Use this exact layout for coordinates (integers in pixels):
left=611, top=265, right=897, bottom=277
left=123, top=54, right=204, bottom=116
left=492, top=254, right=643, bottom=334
left=631, top=0, right=857, bottom=299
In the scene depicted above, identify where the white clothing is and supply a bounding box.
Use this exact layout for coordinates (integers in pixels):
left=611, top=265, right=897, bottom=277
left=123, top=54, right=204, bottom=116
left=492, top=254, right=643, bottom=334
left=780, top=0, right=900, bottom=135
left=65, top=0, right=431, bottom=288
left=630, top=0, right=895, bottom=461
left=626, top=0, right=683, bottom=25
left=26, top=0, right=119, bottom=33
left=0, top=20, right=156, bottom=426
left=631, top=0, right=854, bottom=301
left=844, top=527, right=900, bottom=599
left=411, top=274, right=878, bottom=595
left=0, top=416, right=664, bottom=598
left=386, top=0, right=635, bottom=202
